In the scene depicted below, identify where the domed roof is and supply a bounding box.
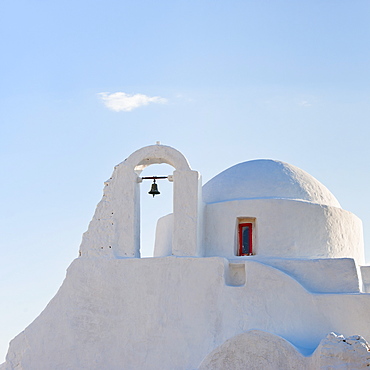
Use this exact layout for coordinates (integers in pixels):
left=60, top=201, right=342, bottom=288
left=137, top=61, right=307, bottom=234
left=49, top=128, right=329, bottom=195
left=203, top=159, right=340, bottom=207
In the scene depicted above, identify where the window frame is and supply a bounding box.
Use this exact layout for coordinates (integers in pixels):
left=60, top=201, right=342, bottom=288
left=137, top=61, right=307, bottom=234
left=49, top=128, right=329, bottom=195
left=238, top=222, right=253, bottom=256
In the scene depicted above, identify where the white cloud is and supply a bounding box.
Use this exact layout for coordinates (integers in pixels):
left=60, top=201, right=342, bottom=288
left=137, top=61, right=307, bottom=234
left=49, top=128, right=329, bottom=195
left=98, top=92, right=167, bottom=112
left=299, top=100, right=312, bottom=107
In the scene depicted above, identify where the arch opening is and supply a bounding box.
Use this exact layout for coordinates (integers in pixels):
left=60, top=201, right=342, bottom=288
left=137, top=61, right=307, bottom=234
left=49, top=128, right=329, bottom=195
left=139, top=163, right=174, bottom=257
left=114, top=144, right=201, bottom=258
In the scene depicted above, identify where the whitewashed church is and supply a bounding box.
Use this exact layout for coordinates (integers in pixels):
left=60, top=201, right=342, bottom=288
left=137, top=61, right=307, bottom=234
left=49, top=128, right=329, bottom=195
left=2, top=144, right=370, bottom=369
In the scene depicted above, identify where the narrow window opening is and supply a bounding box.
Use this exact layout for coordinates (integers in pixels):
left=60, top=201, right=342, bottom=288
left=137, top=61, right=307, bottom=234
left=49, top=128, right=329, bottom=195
left=237, top=221, right=254, bottom=256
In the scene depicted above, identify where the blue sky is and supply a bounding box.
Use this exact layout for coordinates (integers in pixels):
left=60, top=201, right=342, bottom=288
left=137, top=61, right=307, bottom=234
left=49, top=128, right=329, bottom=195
left=1, top=0, right=370, bottom=362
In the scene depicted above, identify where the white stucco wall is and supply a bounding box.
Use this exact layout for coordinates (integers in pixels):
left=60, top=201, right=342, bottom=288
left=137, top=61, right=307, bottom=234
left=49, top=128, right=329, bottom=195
left=199, top=330, right=370, bottom=369
left=204, top=198, right=364, bottom=264
left=153, top=214, right=173, bottom=257
left=230, top=257, right=360, bottom=293
left=3, top=257, right=370, bottom=370
left=360, top=266, right=370, bottom=293
left=199, top=330, right=308, bottom=369
left=203, top=159, right=341, bottom=207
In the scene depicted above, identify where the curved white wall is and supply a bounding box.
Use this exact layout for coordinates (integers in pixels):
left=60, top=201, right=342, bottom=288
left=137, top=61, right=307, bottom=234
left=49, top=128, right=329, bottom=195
left=203, top=159, right=341, bottom=208
left=204, top=199, right=364, bottom=264
left=154, top=214, right=173, bottom=257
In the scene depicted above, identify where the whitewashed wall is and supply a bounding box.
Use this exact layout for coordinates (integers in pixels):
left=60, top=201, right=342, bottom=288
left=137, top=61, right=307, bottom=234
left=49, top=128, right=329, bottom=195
left=3, top=257, right=370, bottom=370
left=204, top=199, right=364, bottom=264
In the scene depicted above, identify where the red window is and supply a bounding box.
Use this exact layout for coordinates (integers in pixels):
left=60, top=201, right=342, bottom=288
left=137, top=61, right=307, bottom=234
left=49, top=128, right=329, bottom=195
left=238, top=223, right=253, bottom=256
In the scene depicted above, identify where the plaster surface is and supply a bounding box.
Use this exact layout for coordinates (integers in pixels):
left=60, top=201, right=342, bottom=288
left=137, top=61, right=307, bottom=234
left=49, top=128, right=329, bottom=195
left=361, top=266, right=370, bottom=293
left=3, top=257, right=370, bottom=370
left=199, top=330, right=308, bottom=369
left=199, top=330, right=370, bottom=369
left=204, top=198, right=364, bottom=264
left=203, top=159, right=341, bottom=207
left=229, top=257, right=361, bottom=293
left=2, top=146, right=370, bottom=370
left=153, top=214, right=173, bottom=257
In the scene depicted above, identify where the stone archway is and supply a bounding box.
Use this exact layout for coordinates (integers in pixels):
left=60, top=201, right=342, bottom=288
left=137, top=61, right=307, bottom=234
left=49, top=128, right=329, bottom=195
left=116, top=144, right=202, bottom=258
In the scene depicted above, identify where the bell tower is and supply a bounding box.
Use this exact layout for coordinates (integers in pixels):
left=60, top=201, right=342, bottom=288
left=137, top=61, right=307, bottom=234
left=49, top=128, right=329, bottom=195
left=79, top=144, right=203, bottom=258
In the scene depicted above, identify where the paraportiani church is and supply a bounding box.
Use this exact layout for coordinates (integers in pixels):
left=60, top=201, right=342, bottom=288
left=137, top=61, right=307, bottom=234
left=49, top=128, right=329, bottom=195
left=2, top=144, right=370, bottom=369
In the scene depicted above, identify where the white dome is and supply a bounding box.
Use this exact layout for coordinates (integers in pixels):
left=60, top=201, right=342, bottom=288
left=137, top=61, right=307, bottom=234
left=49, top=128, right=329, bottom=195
left=203, top=159, right=340, bottom=208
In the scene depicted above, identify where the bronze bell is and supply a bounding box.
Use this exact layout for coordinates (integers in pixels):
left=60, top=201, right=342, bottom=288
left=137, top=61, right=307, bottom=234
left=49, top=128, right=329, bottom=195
left=148, top=179, right=160, bottom=197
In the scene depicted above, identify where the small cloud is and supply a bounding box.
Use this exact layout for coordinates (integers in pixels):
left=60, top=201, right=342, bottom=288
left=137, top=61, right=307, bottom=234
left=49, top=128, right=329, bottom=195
left=98, top=92, right=167, bottom=112
left=299, top=100, right=312, bottom=107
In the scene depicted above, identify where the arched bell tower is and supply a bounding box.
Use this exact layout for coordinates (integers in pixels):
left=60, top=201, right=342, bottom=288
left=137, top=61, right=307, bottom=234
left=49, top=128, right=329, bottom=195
left=79, top=144, right=203, bottom=258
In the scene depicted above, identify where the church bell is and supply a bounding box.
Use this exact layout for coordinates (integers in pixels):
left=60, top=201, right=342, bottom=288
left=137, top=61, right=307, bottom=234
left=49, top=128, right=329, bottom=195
left=148, top=179, right=160, bottom=197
